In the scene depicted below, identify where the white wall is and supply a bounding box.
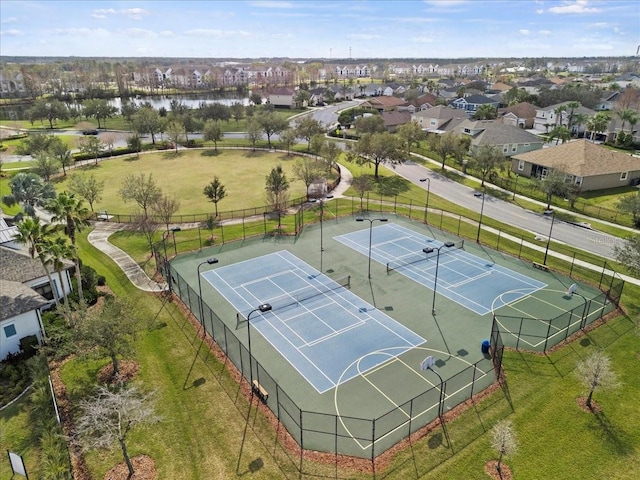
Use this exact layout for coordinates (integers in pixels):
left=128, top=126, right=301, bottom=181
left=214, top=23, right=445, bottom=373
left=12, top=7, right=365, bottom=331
left=0, top=310, right=43, bottom=360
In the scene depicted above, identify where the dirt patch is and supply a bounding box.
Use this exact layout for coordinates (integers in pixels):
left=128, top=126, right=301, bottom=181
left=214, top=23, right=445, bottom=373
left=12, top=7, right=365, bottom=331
left=97, top=360, right=140, bottom=385
left=103, top=454, right=156, bottom=480
left=576, top=396, right=602, bottom=414
left=484, top=460, right=513, bottom=480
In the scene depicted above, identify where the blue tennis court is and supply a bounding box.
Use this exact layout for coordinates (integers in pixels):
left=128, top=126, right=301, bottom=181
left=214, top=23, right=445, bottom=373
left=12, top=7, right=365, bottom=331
left=201, top=250, right=425, bottom=393
left=335, top=223, right=547, bottom=315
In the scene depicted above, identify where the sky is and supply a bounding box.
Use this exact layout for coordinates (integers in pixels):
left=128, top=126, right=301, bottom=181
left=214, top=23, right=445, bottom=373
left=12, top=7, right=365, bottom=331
left=1, top=0, right=639, bottom=59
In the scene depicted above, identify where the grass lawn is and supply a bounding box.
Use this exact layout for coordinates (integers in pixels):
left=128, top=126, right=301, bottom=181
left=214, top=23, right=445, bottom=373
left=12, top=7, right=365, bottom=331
left=52, top=149, right=309, bottom=215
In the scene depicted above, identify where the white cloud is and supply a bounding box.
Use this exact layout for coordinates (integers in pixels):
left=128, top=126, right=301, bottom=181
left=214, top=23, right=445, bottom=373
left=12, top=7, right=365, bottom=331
left=125, top=28, right=157, bottom=38
left=92, top=8, right=117, bottom=18
left=547, top=1, right=600, bottom=14
left=424, top=0, right=467, bottom=6
left=159, top=30, right=174, bottom=37
left=0, top=29, right=24, bottom=36
left=248, top=1, right=295, bottom=7
left=539, top=29, right=552, bottom=35
left=347, top=34, right=380, bottom=40
left=122, top=8, right=150, bottom=20
left=1, top=16, right=19, bottom=24
left=184, top=29, right=250, bottom=38
left=49, top=28, right=110, bottom=37
left=519, top=29, right=530, bottom=35
left=589, top=22, right=610, bottom=28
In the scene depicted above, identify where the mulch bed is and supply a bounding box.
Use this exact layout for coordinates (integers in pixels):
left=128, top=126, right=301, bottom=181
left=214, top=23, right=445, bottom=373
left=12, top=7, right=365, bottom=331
left=576, top=396, right=602, bottom=414
left=484, top=460, right=513, bottom=480
left=103, top=455, right=156, bottom=480
left=97, top=360, right=140, bottom=385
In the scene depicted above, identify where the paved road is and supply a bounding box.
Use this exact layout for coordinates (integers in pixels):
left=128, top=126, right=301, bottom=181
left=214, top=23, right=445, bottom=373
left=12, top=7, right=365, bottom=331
left=392, top=161, right=623, bottom=260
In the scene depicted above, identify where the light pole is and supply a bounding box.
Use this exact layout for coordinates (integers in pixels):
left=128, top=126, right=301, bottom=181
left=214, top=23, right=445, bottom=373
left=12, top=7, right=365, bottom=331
left=543, top=211, right=555, bottom=265
left=420, top=355, right=445, bottom=419
left=424, top=241, right=455, bottom=315
left=569, top=283, right=589, bottom=329
left=355, top=217, right=388, bottom=278
left=246, top=303, right=272, bottom=391
left=422, top=177, right=431, bottom=223
left=476, top=190, right=485, bottom=243
left=197, top=258, right=219, bottom=326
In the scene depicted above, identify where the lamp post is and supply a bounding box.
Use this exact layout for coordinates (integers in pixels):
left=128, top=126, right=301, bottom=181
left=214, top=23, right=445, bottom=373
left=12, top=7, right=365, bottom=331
left=569, top=284, right=589, bottom=329
left=476, top=190, right=485, bottom=243
left=246, top=303, right=272, bottom=390
left=543, top=211, right=555, bottom=265
left=355, top=217, right=388, bottom=278
left=170, top=226, right=181, bottom=256
left=420, top=355, right=445, bottom=419
left=424, top=241, right=455, bottom=315
left=422, top=177, right=431, bottom=223
left=197, top=258, right=219, bottom=326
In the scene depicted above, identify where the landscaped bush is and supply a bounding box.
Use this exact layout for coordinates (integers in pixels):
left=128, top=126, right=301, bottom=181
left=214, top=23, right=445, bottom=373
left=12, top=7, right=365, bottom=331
left=0, top=354, right=32, bottom=406
left=19, top=335, right=39, bottom=358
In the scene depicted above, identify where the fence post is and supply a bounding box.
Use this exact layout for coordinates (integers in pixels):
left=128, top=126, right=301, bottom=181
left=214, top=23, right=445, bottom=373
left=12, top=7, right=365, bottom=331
left=299, top=410, right=304, bottom=474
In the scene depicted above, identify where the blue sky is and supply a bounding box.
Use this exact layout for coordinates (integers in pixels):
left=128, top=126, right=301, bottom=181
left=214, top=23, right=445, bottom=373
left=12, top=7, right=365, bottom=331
left=1, top=0, right=638, bottom=59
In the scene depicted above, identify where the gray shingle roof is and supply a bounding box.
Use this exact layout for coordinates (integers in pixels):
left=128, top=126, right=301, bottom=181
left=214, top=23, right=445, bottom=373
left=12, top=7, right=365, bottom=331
left=0, top=279, right=48, bottom=321
left=466, top=122, right=544, bottom=146
left=0, top=247, right=49, bottom=283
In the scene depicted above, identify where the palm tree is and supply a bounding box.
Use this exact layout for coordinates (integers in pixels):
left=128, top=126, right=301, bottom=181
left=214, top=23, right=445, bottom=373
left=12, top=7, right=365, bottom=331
left=2, top=172, right=57, bottom=216
left=553, top=105, right=567, bottom=127
left=46, top=192, right=90, bottom=303
left=41, top=236, right=75, bottom=320
left=586, top=112, right=611, bottom=142
left=571, top=113, right=588, bottom=137
left=617, top=108, right=639, bottom=134
left=565, top=101, right=581, bottom=132
left=14, top=216, right=61, bottom=308
left=549, top=125, right=571, bottom=145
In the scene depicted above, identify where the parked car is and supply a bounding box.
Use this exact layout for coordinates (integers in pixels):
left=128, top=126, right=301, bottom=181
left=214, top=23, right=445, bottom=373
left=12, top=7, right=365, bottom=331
left=82, top=129, right=98, bottom=135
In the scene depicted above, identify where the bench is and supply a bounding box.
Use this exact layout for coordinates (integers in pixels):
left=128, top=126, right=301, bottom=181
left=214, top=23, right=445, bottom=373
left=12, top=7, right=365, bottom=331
left=252, top=380, right=268, bottom=403
left=533, top=262, right=550, bottom=272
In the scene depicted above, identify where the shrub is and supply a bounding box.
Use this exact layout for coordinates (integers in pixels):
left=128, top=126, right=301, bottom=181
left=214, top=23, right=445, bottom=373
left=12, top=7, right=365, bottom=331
left=19, top=335, right=39, bottom=358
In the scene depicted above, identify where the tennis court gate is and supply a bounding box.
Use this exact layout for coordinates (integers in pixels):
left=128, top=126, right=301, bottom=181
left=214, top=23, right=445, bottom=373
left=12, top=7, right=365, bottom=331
left=163, top=262, right=505, bottom=477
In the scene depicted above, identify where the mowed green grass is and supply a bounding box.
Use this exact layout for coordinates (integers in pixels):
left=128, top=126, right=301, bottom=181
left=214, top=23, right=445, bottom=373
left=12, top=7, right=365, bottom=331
left=53, top=149, right=309, bottom=215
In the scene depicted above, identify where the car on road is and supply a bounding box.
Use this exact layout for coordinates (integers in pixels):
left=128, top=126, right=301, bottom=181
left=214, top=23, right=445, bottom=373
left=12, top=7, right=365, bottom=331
left=82, top=129, right=99, bottom=135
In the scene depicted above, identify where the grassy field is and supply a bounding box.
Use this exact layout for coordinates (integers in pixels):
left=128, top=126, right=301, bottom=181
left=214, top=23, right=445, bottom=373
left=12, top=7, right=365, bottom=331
left=51, top=149, right=310, bottom=215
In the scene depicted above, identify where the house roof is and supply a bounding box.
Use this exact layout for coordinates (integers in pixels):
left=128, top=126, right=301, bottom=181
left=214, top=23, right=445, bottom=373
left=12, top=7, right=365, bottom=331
left=459, top=120, right=544, bottom=146
left=540, top=102, right=595, bottom=115
left=412, top=106, right=463, bottom=121
left=269, top=87, right=295, bottom=96
left=0, top=279, right=48, bottom=322
left=363, top=96, right=407, bottom=108
left=512, top=140, right=640, bottom=177
left=0, top=246, right=54, bottom=283
left=499, top=102, right=537, bottom=119
left=381, top=111, right=412, bottom=128
left=456, top=94, right=499, bottom=105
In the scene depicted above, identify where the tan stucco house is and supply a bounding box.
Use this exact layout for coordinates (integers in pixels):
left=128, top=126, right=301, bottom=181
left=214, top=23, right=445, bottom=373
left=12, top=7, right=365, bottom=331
left=511, top=139, right=640, bottom=191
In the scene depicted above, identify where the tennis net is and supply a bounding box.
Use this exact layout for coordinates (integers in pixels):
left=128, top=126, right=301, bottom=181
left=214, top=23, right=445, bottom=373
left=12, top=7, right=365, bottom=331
left=386, top=239, right=465, bottom=273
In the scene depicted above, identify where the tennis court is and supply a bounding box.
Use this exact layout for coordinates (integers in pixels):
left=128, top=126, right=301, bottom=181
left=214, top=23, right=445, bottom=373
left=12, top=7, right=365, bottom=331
left=335, top=223, right=547, bottom=315
left=201, top=250, right=426, bottom=393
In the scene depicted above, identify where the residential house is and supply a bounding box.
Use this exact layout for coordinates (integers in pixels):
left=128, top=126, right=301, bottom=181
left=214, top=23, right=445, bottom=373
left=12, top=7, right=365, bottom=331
left=361, top=96, right=406, bottom=112
left=498, top=102, right=537, bottom=129
left=451, top=94, right=500, bottom=116
left=400, top=93, right=439, bottom=114
left=511, top=139, right=640, bottom=191
left=532, top=102, right=595, bottom=134
left=267, top=87, right=296, bottom=108
left=455, top=120, right=544, bottom=157
left=411, top=106, right=467, bottom=132
left=0, top=71, right=27, bottom=97
left=595, top=91, right=621, bottom=111
left=381, top=111, right=412, bottom=133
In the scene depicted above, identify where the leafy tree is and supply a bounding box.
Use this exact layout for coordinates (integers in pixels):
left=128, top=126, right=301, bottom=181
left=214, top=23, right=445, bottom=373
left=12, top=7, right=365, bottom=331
left=246, top=118, right=263, bottom=151
left=586, top=112, right=610, bottom=141
left=101, top=132, right=118, bottom=157
left=472, top=104, right=497, bottom=120
left=279, top=127, right=297, bottom=154
left=575, top=351, right=620, bottom=409
left=46, top=191, right=90, bottom=302
left=69, top=173, right=104, bottom=212
left=14, top=216, right=61, bottom=307
left=354, top=114, right=385, bottom=135
left=470, top=145, right=505, bottom=187
left=180, top=111, right=203, bottom=143
left=293, top=157, right=324, bottom=200
left=78, top=135, right=104, bottom=165
left=453, top=134, right=472, bottom=171
left=396, top=121, right=426, bottom=156
left=133, top=105, right=163, bottom=144
left=82, top=98, right=117, bottom=129
left=230, top=102, right=245, bottom=123
left=203, top=176, right=226, bottom=217
left=203, top=119, right=223, bottom=151
left=265, top=165, right=289, bottom=230
left=352, top=175, right=372, bottom=211
left=198, top=102, right=230, bottom=123
left=538, top=168, right=570, bottom=209
left=119, top=173, right=162, bottom=217
left=491, top=420, right=518, bottom=475
left=250, top=92, right=263, bottom=105
left=614, top=235, right=640, bottom=277
left=617, top=108, right=639, bottom=134
left=15, top=132, right=54, bottom=156
left=428, top=131, right=460, bottom=170
left=75, top=385, right=160, bottom=479
left=120, top=100, right=139, bottom=129
left=48, top=136, right=73, bottom=175
left=255, top=111, right=289, bottom=147
left=347, top=132, right=404, bottom=178
left=503, top=86, right=531, bottom=106
left=295, top=89, right=311, bottom=108
left=565, top=101, right=581, bottom=132
left=127, top=134, right=142, bottom=158
left=2, top=172, right=57, bottom=216
left=132, top=209, right=160, bottom=254
left=29, top=98, right=69, bottom=129
left=32, top=152, right=59, bottom=182
left=295, top=117, right=325, bottom=150
left=616, top=191, right=640, bottom=227
left=321, top=140, right=341, bottom=174
left=164, top=118, right=184, bottom=154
